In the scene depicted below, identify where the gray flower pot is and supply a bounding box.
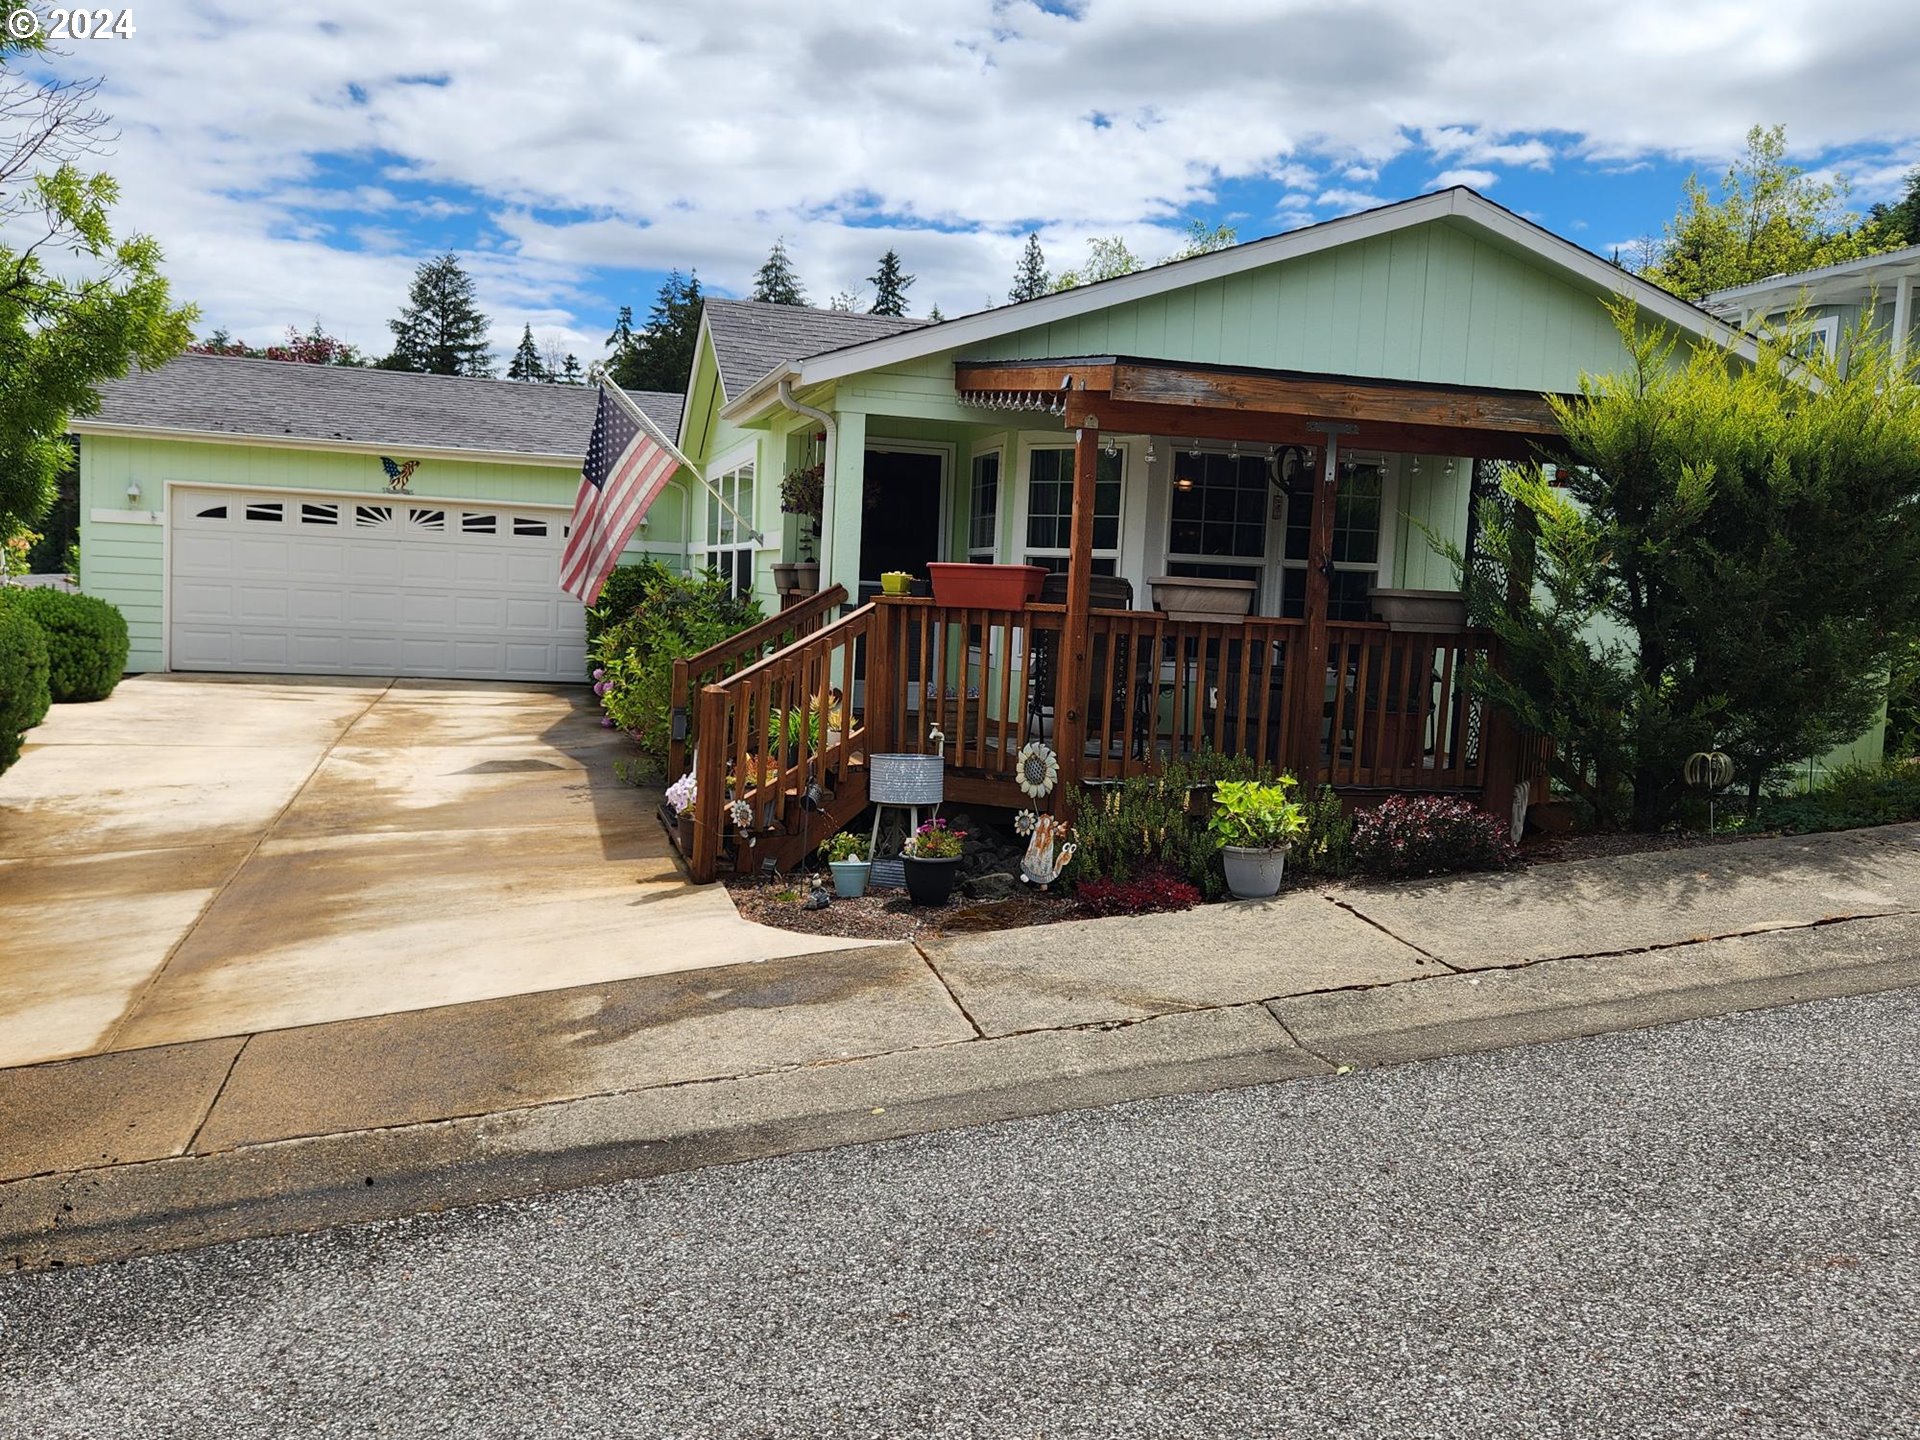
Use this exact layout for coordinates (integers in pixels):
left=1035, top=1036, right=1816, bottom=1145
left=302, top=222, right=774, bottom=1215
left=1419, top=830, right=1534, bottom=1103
left=1222, top=843, right=1289, bottom=899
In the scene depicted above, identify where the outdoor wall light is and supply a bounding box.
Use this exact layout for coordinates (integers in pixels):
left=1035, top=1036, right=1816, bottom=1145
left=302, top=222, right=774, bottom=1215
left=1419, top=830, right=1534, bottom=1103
left=125, top=480, right=142, bottom=505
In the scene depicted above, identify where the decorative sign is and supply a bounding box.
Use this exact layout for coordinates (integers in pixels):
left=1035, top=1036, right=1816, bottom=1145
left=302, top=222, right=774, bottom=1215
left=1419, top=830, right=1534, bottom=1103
left=379, top=456, right=420, bottom=494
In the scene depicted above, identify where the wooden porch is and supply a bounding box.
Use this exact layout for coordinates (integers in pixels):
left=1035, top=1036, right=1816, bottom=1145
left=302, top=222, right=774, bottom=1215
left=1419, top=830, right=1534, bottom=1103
left=670, top=354, right=1560, bottom=882
left=671, top=593, right=1526, bottom=882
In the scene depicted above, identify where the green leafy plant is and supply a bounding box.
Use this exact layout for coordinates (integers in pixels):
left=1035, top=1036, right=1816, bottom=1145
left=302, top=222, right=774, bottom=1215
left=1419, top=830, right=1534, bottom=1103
left=1755, top=761, right=1920, bottom=835
left=7, top=587, right=128, bottom=701
left=584, top=559, right=674, bottom=650
left=1070, top=750, right=1268, bottom=899
left=591, top=566, right=761, bottom=775
left=1207, top=777, right=1306, bottom=850
left=766, top=705, right=823, bottom=755
left=1295, top=784, right=1355, bottom=877
left=820, top=831, right=870, bottom=864
left=0, top=593, right=51, bottom=772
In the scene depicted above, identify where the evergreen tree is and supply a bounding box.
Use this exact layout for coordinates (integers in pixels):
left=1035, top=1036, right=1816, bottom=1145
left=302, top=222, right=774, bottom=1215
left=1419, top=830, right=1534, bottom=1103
left=868, top=249, right=914, bottom=316
left=559, top=353, right=583, bottom=385
left=1642, top=125, right=1899, bottom=301
left=507, top=324, right=546, bottom=382
left=1868, top=168, right=1920, bottom=246
left=381, top=253, right=494, bottom=375
left=1009, top=232, right=1049, bottom=302
left=927, top=304, right=945, bottom=323
left=752, top=238, right=807, bottom=306
left=609, top=270, right=704, bottom=392
left=1452, top=302, right=1920, bottom=829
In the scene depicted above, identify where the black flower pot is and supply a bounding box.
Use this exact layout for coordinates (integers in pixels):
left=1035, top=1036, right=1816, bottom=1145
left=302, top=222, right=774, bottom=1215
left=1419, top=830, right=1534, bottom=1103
left=902, top=855, right=960, bottom=906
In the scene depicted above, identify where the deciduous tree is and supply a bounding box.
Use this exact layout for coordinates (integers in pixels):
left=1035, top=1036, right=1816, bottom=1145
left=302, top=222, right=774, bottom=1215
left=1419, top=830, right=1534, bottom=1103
left=0, top=4, right=194, bottom=533
left=1051, top=235, right=1141, bottom=292
left=1642, top=125, right=1897, bottom=301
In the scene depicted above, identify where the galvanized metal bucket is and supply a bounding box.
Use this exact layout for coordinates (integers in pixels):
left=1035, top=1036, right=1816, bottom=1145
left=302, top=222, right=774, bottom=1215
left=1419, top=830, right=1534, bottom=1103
left=867, top=752, right=945, bottom=807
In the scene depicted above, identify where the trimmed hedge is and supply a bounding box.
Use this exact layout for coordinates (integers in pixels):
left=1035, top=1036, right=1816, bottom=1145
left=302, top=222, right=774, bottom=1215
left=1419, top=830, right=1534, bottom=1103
left=0, top=594, right=51, bottom=773
left=8, top=587, right=129, bottom=702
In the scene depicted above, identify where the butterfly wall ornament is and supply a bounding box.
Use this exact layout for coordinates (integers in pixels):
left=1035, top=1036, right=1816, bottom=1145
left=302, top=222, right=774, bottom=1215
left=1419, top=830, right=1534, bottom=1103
left=379, top=456, right=420, bottom=494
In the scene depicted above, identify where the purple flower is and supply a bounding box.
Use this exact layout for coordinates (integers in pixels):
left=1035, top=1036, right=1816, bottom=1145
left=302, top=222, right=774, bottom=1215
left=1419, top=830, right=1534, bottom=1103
left=600, top=717, right=615, bottom=728
left=593, top=667, right=606, bottom=680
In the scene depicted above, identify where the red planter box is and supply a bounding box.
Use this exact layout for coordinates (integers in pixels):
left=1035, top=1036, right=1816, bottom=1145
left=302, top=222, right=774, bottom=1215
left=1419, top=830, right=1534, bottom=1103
left=926, top=562, right=1046, bottom=609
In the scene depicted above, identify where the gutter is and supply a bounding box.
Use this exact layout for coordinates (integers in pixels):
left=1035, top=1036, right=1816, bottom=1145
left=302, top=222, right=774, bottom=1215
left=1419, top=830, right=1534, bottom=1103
left=775, top=375, right=839, bottom=589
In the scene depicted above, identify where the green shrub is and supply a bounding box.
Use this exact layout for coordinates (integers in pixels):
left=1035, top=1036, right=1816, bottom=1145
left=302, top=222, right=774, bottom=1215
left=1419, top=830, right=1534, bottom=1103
left=8, top=588, right=129, bottom=701
left=585, top=559, right=677, bottom=654
left=1295, top=784, right=1355, bottom=878
left=591, top=567, right=761, bottom=774
left=1071, top=750, right=1269, bottom=900
left=1756, top=761, right=1920, bottom=835
left=0, top=594, right=51, bottom=772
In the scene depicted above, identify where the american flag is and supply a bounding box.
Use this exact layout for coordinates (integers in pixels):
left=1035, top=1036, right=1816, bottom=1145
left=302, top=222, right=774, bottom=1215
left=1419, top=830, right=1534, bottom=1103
left=558, top=386, right=682, bottom=603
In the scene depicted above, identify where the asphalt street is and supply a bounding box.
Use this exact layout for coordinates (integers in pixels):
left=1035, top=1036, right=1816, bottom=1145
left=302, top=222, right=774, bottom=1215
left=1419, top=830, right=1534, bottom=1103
left=3, top=988, right=1915, bottom=1439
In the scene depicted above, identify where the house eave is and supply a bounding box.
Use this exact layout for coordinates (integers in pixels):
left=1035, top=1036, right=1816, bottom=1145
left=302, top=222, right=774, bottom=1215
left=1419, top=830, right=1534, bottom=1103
left=68, top=420, right=587, bottom=469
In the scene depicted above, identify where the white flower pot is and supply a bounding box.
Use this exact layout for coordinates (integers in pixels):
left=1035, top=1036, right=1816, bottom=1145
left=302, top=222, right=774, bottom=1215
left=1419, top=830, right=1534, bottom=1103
left=1222, top=843, right=1289, bottom=899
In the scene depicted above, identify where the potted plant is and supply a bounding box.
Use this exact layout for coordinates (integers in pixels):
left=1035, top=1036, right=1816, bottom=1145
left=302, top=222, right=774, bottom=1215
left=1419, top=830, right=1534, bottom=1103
left=900, top=816, right=966, bottom=906
left=821, top=831, right=872, bottom=898
left=881, top=570, right=914, bottom=596
left=780, top=462, right=824, bottom=594
left=1208, top=777, right=1307, bottom=899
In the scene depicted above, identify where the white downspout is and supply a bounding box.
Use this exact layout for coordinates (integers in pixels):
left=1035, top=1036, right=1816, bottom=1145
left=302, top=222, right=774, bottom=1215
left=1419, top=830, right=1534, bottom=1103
left=776, top=373, right=838, bottom=587
left=1893, top=274, right=1913, bottom=374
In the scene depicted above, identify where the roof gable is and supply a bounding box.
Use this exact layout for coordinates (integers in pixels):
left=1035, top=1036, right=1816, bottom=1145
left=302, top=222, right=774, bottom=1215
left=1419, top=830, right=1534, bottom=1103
left=81, top=354, right=681, bottom=460
left=701, top=299, right=925, bottom=400
left=728, top=190, right=1748, bottom=416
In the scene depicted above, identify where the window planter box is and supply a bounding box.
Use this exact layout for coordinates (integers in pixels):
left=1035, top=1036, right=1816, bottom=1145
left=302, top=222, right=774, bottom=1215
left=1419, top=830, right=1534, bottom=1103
left=1148, top=575, right=1256, bottom=624
left=927, top=562, right=1046, bottom=609
left=1370, top=588, right=1467, bottom=632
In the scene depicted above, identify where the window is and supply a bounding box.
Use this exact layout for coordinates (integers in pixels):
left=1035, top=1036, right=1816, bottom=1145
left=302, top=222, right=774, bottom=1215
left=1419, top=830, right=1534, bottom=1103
left=1279, top=458, right=1385, bottom=621
left=697, top=459, right=757, bottom=596
left=512, top=517, right=548, bottom=538
left=409, top=508, right=446, bottom=531
left=968, top=451, right=1000, bottom=561
left=194, top=504, right=228, bottom=520
left=461, top=512, right=497, bottom=535
left=356, top=505, right=393, bottom=528
left=1024, top=447, right=1121, bottom=576
left=1167, top=450, right=1269, bottom=585
left=1787, top=315, right=1840, bottom=365
left=300, top=503, right=339, bottom=526
left=243, top=501, right=284, bottom=523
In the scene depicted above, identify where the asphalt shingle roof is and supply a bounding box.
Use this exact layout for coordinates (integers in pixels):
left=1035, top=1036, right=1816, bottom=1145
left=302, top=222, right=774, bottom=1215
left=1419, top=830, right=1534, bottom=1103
left=84, top=354, right=684, bottom=458
left=702, top=299, right=925, bottom=399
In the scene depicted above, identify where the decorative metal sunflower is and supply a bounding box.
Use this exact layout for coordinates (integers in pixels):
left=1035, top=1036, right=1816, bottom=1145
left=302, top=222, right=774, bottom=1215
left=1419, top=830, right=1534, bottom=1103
left=1013, top=808, right=1040, bottom=837
left=1016, top=741, right=1058, bottom=800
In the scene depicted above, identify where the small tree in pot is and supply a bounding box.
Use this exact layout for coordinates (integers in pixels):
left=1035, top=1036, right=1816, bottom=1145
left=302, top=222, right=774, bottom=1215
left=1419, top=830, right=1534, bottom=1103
left=1208, top=777, right=1306, bottom=899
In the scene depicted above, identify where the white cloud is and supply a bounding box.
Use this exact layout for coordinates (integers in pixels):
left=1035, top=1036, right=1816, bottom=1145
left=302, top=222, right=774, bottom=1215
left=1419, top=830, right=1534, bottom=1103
left=16, top=0, right=1916, bottom=355
left=1430, top=168, right=1500, bottom=190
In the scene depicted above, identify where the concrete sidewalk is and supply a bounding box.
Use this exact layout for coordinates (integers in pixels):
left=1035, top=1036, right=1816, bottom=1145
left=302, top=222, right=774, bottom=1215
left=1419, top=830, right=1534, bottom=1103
left=4, top=823, right=1918, bottom=1271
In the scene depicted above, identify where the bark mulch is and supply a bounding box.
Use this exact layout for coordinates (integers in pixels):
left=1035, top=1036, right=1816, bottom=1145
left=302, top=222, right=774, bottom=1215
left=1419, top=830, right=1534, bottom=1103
left=726, top=875, right=1079, bottom=943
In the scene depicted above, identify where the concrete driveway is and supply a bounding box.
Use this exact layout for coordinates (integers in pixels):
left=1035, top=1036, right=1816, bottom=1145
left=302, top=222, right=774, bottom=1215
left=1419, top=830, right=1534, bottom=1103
left=0, top=675, right=867, bottom=1069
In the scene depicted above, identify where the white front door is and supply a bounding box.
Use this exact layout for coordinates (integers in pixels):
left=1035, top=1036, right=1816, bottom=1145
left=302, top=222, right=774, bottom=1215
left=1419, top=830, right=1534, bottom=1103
left=168, top=489, right=587, bottom=681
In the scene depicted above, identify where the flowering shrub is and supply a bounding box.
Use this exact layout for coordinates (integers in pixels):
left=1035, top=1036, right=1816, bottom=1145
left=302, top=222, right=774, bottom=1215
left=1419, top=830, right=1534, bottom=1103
left=1351, top=794, right=1517, bottom=878
left=903, top=817, right=966, bottom=859
left=1076, top=865, right=1202, bottom=918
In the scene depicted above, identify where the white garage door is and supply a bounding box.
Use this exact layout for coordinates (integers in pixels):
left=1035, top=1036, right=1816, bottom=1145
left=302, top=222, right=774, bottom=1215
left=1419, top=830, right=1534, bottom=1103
left=169, top=489, right=588, bottom=680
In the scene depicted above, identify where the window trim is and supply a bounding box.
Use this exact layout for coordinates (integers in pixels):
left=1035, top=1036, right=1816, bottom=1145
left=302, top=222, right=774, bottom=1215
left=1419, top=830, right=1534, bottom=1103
left=692, top=445, right=759, bottom=596
left=1163, top=446, right=1274, bottom=591
left=967, top=445, right=1004, bottom=562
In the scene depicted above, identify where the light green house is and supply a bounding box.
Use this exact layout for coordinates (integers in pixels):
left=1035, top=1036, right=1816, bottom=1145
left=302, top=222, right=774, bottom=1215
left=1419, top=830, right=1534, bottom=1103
left=670, top=188, right=1748, bottom=624
left=73, top=359, right=682, bottom=679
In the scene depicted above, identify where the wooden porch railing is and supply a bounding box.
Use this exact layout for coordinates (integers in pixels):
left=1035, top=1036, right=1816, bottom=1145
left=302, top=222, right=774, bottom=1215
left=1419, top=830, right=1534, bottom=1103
left=688, top=600, right=871, bottom=882
left=666, top=584, right=846, bottom=783
left=684, top=595, right=1515, bottom=880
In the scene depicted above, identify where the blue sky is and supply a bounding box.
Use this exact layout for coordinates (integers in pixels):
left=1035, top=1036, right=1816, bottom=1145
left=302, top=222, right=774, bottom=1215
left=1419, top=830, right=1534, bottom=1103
left=31, top=1, right=1918, bottom=369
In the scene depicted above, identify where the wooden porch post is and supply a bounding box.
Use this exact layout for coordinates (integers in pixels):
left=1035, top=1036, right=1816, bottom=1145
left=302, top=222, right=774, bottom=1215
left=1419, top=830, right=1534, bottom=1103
left=1292, top=423, right=1354, bottom=785
left=1053, top=421, right=1101, bottom=810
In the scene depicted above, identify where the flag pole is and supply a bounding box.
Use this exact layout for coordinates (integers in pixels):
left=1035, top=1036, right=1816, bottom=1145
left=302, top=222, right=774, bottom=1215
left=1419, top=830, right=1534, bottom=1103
left=586, top=364, right=763, bottom=544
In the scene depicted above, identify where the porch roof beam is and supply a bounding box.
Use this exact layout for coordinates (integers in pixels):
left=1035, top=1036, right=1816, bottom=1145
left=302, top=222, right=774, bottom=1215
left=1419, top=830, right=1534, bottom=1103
left=1061, top=395, right=1554, bottom=462
left=1107, top=361, right=1565, bottom=435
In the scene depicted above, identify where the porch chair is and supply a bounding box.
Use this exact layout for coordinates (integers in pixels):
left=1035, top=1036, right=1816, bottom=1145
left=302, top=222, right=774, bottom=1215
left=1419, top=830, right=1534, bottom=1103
left=1024, top=574, right=1145, bottom=756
